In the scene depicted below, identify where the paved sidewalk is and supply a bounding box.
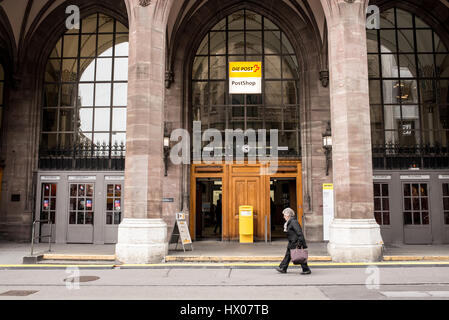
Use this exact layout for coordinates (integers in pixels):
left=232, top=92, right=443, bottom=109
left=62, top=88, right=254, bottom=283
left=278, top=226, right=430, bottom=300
left=0, top=242, right=115, bottom=265
left=2, top=240, right=449, bottom=265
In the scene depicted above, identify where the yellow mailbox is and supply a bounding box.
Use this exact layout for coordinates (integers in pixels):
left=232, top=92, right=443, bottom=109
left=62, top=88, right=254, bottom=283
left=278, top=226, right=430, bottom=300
left=239, top=205, right=254, bottom=243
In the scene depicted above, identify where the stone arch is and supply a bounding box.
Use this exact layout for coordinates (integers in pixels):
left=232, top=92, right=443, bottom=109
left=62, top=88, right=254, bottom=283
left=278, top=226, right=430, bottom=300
left=21, top=0, right=128, bottom=79
left=169, top=0, right=324, bottom=83
left=167, top=0, right=325, bottom=137
left=164, top=0, right=330, bottom=240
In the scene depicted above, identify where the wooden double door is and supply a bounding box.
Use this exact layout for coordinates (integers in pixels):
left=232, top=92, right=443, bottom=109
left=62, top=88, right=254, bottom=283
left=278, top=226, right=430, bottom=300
left=190, top=161, right=303, bottom=241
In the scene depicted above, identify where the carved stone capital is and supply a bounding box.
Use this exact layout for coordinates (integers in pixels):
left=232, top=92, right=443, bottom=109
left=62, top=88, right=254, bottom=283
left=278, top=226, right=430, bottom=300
left=320, top=70, right=329, bottom=88
left=165, top=70, right=174, bottom=89
left=139, top=0, right=151, bottom=7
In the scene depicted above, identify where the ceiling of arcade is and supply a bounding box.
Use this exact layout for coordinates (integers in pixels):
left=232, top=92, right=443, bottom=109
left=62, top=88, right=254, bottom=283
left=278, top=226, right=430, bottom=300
left=0, top=0, right=448, bottom=65
left=166, top=0, right=327, bottom=44
left=0, top=0, right=325, bottom=60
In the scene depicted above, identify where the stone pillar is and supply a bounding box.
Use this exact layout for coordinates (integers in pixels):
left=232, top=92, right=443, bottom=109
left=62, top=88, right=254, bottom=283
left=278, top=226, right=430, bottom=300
left=320, top=0, right=383, bottom=262
left=0, top=73, right=37, bottom=242
left=116, top=0, right=173, bottom=264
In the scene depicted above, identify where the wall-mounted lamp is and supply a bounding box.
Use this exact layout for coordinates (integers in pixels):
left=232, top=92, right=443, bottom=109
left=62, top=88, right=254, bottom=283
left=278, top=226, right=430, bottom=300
left=163, top=124, right=171, bottom=177
left=322, top=121, right=332, bottom=176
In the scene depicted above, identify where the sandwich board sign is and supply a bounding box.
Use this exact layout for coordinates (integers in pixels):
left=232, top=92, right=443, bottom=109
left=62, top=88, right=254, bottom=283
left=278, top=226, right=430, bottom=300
left=229, top=61, right=262, bottom=94
left=169, top=212, right=193, bottom=252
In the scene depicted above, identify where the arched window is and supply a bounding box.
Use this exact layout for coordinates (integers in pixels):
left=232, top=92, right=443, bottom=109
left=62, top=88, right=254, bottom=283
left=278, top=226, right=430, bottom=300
left=367, top=8, right=449, bottom=153
left=191, top=9, right=301, bottom=157
left=41, top=13, right=128, bottom=164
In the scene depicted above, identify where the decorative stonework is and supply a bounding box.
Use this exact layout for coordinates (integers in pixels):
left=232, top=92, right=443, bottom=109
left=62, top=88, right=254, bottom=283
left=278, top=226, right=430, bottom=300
left=319, top=70, right=329, bottom=88
left=139, top=0, right=151, bottom=7
left=165, top=70, right=174, bottom=89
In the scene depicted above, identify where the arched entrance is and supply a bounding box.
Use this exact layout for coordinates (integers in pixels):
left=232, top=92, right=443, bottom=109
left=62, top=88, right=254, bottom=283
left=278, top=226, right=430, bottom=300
left=188, top=9, right=303, bottom=241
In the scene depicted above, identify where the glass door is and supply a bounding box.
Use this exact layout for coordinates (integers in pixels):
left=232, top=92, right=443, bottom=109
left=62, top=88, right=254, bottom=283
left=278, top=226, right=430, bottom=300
left=403, top=183, right=432, bottom=244
left=39, top=183, right=57, bottom=242
left=67, top=183, right=94, bottom=243
left=195, top=179, right=222, bottom=240
left=104, top=182, right=123, bottom=244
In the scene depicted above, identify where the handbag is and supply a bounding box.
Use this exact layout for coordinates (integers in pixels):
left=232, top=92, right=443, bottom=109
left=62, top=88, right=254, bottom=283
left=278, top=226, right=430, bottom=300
left=291, top=246, right=308, bottom=265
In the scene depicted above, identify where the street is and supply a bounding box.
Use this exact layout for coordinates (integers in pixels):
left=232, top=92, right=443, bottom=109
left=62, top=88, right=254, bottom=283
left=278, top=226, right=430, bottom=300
left=0, top=265, right=449, bottom=300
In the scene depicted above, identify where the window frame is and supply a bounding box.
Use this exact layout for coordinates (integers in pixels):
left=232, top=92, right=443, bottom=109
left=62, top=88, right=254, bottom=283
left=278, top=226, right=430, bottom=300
left=369, top=7, right=449, bottom=150
left=40, top=13, right=129, bottom=157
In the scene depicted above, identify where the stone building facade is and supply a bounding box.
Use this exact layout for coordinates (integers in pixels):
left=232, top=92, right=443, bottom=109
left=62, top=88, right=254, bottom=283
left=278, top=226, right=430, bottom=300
left=0, top=0, right=448, bottom=262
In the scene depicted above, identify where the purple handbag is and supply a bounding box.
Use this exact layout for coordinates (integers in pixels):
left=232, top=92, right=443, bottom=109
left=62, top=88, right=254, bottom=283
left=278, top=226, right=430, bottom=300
left=291, top=247, right=308, bottom=265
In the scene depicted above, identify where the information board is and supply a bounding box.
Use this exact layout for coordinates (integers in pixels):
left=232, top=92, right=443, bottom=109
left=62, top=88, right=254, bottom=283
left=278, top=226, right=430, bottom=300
left=323, top=183, right=334, bottom=241
left=169, top=212, right=193, bottom=252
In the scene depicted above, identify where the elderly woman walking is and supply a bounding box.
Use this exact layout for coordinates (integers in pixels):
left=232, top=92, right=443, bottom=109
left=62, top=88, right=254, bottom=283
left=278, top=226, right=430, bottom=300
left=275, top=208, right=311, bottom=275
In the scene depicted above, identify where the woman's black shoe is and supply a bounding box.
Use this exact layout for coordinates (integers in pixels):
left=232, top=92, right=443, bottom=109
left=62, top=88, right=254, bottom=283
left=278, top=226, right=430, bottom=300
left=275, top=267, right=287, bottom=274
left=301, top=270, right=312, bottom=275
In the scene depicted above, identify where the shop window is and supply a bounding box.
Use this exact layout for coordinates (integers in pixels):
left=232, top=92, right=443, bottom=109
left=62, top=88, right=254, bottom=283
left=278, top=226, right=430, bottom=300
left=374, top=183, right=391, bottom=225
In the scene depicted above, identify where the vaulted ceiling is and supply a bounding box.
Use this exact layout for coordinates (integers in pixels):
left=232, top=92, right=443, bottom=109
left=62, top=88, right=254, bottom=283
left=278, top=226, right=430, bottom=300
left=0, top=0, right=448, bottom=69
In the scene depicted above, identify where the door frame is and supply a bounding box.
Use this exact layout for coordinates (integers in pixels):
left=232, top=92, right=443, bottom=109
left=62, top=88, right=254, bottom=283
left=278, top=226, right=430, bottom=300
left=190, top=160, right=302, bottom=241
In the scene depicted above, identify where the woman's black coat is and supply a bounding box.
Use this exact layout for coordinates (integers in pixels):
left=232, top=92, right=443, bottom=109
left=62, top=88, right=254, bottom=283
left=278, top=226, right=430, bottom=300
left=286, top=217, right=307, bottom=249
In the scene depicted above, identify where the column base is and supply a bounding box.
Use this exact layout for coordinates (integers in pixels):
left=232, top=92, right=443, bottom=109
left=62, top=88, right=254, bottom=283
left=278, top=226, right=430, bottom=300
left=327, top=219, right=384, bottom=263
left=115, top=218, right=168, bottom=264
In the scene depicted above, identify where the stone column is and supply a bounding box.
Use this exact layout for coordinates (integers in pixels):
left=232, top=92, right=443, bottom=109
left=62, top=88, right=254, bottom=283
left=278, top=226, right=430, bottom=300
left=320, top=0, right=383, bottom=262
left=116, top=0, right=173, bottom=264
left=0, top=73, right=37, bottom=241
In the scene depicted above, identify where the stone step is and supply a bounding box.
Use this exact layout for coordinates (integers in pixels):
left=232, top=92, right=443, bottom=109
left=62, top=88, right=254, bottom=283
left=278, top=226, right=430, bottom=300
left=36, top=260, right=116, bottom=266
left=165, top=256, right=332, bottom=263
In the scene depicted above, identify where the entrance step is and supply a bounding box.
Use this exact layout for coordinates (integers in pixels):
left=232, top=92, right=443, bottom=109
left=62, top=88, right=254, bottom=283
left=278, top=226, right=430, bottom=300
left=165, top=256, right=332, bottom=263
left=383, top=255, right=449, bottom=261
left=23, top=254, right=116, bottom=265
left=40, top=254, right=116, bottom=265
left=42, top=254, right=116, bottom=261
left=35, top=260, right=116, bottom=265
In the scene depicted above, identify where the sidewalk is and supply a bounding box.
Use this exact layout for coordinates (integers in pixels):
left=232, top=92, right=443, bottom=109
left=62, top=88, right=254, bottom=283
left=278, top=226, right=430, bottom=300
left=2, top=240, right=449, bottom=265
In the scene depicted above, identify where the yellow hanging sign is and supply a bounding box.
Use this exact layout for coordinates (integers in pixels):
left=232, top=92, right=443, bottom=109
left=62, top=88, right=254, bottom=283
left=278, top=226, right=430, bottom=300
left=229, top=61, right=262, bottom=94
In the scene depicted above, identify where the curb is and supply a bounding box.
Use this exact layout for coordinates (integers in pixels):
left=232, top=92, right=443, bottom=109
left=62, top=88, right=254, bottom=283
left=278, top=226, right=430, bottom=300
left=2, top=261, right=449, bottom=270
left=22, top=254, right=449, bottom=264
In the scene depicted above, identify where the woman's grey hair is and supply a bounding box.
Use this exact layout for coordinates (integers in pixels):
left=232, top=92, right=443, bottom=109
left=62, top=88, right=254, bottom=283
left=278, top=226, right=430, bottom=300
left=282, top=208, right=296, bottom=218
